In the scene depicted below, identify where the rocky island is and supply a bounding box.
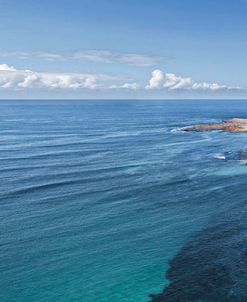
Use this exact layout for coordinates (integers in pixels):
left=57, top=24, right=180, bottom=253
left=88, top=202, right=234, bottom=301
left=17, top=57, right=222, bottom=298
left=183, top=118, right=247, bottom=133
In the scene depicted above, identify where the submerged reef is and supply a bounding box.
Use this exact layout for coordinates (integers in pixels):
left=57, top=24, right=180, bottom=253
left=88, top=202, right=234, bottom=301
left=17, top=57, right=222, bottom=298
left=215, top=150, right=247, bottom=162
left=149, top=118, right=247, bottom=301
left=183, top=118, right=247, bottom=133
left=150, top=212, right=247, bottom=302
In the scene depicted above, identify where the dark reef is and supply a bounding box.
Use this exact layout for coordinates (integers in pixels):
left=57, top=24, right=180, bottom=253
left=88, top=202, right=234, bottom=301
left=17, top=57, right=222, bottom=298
left=150, top=211, right=247, bottom=302
left=149, top=118, right=247, bottom=301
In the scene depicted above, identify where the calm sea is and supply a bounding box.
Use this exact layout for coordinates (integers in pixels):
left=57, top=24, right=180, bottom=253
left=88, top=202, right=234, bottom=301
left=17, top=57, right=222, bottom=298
left=1, top=100, right=247, bottom=302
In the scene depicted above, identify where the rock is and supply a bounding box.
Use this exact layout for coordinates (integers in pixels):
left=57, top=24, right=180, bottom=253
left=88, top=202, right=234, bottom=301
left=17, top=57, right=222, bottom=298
left=183, top=118, right=247, bottom=133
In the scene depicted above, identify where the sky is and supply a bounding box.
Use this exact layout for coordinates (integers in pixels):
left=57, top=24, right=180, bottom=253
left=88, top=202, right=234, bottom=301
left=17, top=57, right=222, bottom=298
left=1, top=0, right=247, bottom=99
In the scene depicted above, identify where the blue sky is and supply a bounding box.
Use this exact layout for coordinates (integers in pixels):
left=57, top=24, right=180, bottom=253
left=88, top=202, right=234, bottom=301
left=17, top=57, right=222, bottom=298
left=1, top=0, right=247, bottom=99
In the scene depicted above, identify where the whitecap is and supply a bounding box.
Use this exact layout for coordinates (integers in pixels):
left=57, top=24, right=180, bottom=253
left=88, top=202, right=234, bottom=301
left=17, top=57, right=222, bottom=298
left=170, top=127, right=188, bottom=133
left=214, top=153, right=226, bottom=160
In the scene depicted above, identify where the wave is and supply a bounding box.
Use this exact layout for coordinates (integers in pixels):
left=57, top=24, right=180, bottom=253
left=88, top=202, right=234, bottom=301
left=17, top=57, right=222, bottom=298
left=213, top=150, right=247, bottom=164
left=156, top=135, right=212, bottom=148
left=0, top=148, right=111, bottom=161
left=170, top=127, right=189, bottom=133
left=213, top=153, right=226, bottom=160
left=0, top=179, right=81, bottom=197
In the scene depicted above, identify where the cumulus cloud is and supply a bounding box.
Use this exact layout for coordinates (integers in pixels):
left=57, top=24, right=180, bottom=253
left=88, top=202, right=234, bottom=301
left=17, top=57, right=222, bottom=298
left=146, top=69, right=234, bottom=91
left=0, top=64, right=243, bottom=94
left=0, top=63, right=142, bottom=91
left=0, top=64, right=16, bottom=71
left=110, top=82, right=140, bottom=90
left=0, top=64, right=119, bottom=90
left=120, top=82, right=140, bottom=89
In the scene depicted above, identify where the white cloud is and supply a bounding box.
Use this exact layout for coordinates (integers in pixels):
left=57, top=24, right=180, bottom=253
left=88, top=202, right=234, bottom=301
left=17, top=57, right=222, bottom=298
left=37, top=73, right=98, bottom=89
left=0, top=64, right=243, bottom=95
left=120, top=82, right=140, bottom=89
left=0, top=64, right=16, bottom=71
left=146, top=69, right=233, bottom=91
left=118, top=54, right=160, bottom=66
left=0, top=64, right=115, bottom=90
left=0, top=52, right=29, bottom=59
left=146, top=69, right=165, bottom=89
left=72, top=50, right=113, bottom=63
left=0, top=63, right=139, bottom=91
left=73, top=51, right=162, bottom=66
left=36, top=52, right=64, bottom=61
left=18, top=73, right=38, bottom=88
left=0, top=50, right=162, bottom=66
left=191, top=82, right=226, bottom=91
left=109, top=82, right=140, bottom=90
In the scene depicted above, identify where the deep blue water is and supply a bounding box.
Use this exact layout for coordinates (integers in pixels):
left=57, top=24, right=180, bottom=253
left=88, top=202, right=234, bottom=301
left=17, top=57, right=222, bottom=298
left=1, top=100, right=247, bottom=302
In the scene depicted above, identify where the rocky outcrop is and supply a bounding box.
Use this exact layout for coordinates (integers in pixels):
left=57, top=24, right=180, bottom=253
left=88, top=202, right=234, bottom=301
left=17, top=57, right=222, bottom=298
left=183, top=118, right=247, bottom=133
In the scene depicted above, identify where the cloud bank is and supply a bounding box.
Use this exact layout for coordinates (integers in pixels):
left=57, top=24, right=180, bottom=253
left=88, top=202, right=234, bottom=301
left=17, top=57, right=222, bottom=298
left=146, top=69, right=237, bottom=91
left=0, top=64, right=138, bottom=90
left=0, top=64, right=243, bottom=95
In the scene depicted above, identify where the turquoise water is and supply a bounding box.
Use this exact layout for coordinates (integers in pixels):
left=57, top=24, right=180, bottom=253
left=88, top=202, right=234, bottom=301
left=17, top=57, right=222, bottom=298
left=1, top=100, right=247, bottom=302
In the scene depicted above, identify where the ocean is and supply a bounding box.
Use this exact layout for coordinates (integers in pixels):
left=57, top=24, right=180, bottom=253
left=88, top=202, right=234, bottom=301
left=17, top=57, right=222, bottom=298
left=1, top=100, right=247, bottom=302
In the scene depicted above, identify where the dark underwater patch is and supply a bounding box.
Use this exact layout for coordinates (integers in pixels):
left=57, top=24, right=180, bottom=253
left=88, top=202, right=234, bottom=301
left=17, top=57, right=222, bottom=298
left=150, top=212, right=247, bottom=302
left=215, top=149, right=247, bottom=162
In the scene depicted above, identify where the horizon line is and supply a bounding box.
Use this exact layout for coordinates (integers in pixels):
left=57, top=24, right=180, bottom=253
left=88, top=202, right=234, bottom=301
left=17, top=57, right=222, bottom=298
left=1, top=98, right=247, bottom=101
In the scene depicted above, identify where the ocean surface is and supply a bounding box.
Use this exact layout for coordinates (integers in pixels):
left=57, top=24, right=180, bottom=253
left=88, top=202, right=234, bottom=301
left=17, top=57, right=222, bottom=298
left=1, top=100, right=247, bottom=302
